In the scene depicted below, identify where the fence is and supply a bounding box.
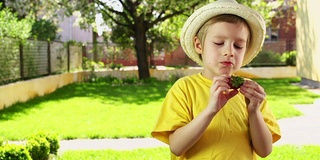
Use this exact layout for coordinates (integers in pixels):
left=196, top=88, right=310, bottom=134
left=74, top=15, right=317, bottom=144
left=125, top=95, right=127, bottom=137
left=0, top=37, right=296, bottom=85
left=0, top=37, right=82, bottom=85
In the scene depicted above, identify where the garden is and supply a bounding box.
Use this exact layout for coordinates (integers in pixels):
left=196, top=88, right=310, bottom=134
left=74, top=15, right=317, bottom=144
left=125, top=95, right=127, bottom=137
left=1, top=76, right=320, bottom=159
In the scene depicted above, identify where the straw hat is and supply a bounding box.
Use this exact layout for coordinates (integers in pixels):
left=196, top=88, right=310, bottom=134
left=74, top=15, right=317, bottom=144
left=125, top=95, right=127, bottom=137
left=180, top=0, right=266, bottom=66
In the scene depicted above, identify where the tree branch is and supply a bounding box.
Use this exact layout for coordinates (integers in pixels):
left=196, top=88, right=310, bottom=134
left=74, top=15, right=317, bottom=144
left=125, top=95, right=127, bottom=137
left=148, top=2, right=201, bottom=29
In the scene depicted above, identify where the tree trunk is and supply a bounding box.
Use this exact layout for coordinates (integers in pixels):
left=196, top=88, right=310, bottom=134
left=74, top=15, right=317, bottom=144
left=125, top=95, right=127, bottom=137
left=92, top=31, right=99, bottom=62
left=134, top=21, right=150, bottom=80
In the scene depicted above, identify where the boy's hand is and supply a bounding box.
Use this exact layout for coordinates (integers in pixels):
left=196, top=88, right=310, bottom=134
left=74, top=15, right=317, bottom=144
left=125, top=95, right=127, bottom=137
left=208, top=75, right=238, bottom=113
left=239, top=79, right=266, bottom=112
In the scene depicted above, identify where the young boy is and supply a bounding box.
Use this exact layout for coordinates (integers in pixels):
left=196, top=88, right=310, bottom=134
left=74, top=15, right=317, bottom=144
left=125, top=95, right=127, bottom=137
left=151, top=0, right=281, bottom=159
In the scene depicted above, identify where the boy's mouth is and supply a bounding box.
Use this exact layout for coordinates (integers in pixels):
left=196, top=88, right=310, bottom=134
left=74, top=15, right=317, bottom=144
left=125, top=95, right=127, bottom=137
left=220, top=61, right=233, bottom=67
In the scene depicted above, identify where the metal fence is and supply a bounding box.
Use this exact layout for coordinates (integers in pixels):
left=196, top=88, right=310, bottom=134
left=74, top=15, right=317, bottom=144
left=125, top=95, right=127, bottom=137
left=0, top=37, right=83, bottom=85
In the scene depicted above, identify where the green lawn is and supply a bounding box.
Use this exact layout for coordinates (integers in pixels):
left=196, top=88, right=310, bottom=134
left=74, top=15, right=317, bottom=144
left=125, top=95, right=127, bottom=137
left=0, top=77, right=319, bottom=141
left=57, top=145, right=320, bottom=160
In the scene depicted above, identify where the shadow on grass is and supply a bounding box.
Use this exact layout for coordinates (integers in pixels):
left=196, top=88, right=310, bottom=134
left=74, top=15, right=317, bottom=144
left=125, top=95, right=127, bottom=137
left=256, top=78, right=320, bottom=104
left=0, top=80, right=172, bottom=121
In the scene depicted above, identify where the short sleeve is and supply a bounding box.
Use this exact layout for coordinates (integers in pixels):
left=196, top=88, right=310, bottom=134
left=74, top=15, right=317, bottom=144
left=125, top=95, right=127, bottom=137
left=260, top=100, right=281, bottom=143
left=151, top=79, right=193, bottom=144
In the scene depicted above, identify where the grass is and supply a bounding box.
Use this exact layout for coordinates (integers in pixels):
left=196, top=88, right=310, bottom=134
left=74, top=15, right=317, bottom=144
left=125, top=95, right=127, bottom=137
left=0, top=80, right=171, bottom=140
left=57, top=145, right=320, bottom=160
left=256, top=78, right=320, bottom=118
left=0, top=77, right=319, bottom=141
left=59, top=147, right=170, bottom=160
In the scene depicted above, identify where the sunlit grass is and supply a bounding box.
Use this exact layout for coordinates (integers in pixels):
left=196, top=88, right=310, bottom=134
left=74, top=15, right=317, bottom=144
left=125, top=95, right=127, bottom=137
left=58, top=145, right=320, bottom=160
left=0, top=81, right=171, bottom=140
left=59, top=147, right=170, bottom=160
left=260, top=145, right=320, bottom=160
left=0, top=77, right=319, bottom=141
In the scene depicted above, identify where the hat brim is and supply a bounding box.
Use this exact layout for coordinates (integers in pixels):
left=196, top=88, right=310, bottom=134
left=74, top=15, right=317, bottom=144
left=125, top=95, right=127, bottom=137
left=180, top=0, right=266, bottom=66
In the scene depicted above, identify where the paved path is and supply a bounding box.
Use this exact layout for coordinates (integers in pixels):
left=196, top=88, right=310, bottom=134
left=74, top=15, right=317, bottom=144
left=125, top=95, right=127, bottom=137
left=274, top=99, right=320, bottom=146
left=58, top=138, right=168, bottom=153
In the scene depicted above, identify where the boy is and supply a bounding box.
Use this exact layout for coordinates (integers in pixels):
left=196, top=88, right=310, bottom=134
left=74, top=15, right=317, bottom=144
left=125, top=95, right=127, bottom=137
left=151, top=0, right=281, bottom=159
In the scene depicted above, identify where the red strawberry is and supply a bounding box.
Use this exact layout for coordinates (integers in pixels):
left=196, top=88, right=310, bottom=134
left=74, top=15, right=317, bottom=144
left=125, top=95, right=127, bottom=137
left=228, top=75, right=244, bottom=89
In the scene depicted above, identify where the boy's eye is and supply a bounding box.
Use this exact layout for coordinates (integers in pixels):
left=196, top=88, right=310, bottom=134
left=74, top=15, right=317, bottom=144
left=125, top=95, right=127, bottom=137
left=214, top=42, right=223, bottom=45
left=234, top=45, right=244, bottom=49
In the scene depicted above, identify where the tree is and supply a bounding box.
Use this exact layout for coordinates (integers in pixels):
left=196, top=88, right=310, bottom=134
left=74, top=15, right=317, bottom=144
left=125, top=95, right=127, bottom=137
left=61, top=0, right=285, bottom=80
left=61, top=0, right=204, bottom=79
left=1, top=0, right=62, bottom=41
left=0, top=3, right=33, bottom=39
left=31, top=19, right=59, bottom=41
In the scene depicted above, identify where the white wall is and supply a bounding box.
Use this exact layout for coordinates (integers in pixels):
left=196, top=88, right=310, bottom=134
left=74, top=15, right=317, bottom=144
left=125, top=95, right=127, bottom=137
left=296, top=0, right=320, bottom=88
left=57, top=15, right=93, bottom=43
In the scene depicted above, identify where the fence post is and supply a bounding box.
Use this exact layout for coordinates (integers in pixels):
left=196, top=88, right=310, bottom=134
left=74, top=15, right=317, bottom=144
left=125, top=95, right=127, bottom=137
left=67, top=42, right=70, bottom=72
left=47, top=41, right=51, bottom=75
left=19, top=42, right=24, bottom=79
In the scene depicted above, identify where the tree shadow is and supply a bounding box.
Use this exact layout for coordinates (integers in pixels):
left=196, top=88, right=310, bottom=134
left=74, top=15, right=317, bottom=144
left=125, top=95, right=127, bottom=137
left=0, top=80, right=172, bottom=121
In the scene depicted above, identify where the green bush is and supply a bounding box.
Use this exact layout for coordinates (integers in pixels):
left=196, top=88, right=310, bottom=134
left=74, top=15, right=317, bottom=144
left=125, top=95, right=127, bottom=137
left=83, top=57, right=105, bottom=71
left=26, top=132, right=60, bottom=160
left=32, top=132, right=60, bottom=155
left=0, top=3, right=33, bottom=39
left=31, top=19, right=59, bottom=41
left=282, top=50, right=297, bottom=66
left=248, top=50, right=284, bottom=67
left=26, top=137, right=50, bottom=160
left=0, top=144, right=32, bottom=160
left=0, top=137, right=4, bottom=147
left=108, top=62, right=123, bottom=70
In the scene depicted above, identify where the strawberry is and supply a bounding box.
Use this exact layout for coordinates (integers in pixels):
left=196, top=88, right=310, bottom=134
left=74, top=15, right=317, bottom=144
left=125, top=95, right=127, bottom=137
left=228, top=75, right=244, bottom=89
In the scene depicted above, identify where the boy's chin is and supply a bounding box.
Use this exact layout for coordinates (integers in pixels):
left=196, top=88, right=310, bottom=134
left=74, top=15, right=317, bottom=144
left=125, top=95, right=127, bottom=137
left=219, top=70, right=234, bottom=76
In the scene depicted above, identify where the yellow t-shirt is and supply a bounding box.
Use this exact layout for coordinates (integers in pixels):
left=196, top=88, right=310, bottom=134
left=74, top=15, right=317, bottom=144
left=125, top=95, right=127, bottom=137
left=151, top=73, right=281, bottom=160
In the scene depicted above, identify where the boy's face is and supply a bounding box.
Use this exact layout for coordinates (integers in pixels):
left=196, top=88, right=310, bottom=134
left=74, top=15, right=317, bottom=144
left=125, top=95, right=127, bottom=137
left=194, top=21, right=249, bottom=79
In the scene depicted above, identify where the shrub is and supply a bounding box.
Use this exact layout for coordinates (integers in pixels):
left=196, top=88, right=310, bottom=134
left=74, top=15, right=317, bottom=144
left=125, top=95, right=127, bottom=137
left=122, top=76, right=139, bottom=84
left=0, top=144, right=32, bottom=160
left=26, top=137, right=50, bottom=160
left=83, top=57, right=105, bottom=71
left=282, top=50, right=297, bottom=66
left=248, top=50, right=284, bottom=67
left=108, top=62, right=123, bottom=70
left=26, top=132, right=60, bottom=160
left=31, top=19, right=59, bottom=41
left=0, top=3, right=33, bottom=39
left=0, top=137, right=4, bottom=147
left=34, top=132, right=60, bottom=155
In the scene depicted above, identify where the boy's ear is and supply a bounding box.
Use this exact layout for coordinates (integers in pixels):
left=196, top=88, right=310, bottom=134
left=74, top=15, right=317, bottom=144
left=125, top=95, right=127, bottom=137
left=194, top=36, right=202, bottom=54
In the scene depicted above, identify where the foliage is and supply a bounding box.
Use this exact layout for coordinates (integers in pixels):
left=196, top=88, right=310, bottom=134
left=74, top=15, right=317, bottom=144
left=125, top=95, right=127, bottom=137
left=0, top=137, right=4, bottom=147
left=31, top=19, right=59, bottom=41
left=247, top=50, right=285, bottom=67
left=82, top=57, right=105, bottom=71
left=0, top=132, right=59, bottom=160
left=28, top=132, right=60, bottom=155
left=2, top=0, right=62, bottom=21
left=0, top=144, right=32, bottom=160
left=247, top=50, right=297, bottom=67
left=107, top=62, right=123, bottom=70
left=59, top=0, right=283, bottom=79
left=282, top=50, right=297, bottom=66
left=26, top=136, right=50, bottom=160
left=0, top=3, right=33, bottom=39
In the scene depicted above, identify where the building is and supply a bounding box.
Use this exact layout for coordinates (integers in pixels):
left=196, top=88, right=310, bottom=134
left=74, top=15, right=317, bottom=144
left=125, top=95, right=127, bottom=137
left=57, top=15, right=93, bottom=43
left=296, top=0, right=320, bottom=88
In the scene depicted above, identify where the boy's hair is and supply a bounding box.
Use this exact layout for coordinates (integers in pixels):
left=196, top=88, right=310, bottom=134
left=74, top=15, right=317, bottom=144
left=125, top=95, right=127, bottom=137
left=196, top=14, right=251, bottom=50
left=195, top=14, right=251, bottom=60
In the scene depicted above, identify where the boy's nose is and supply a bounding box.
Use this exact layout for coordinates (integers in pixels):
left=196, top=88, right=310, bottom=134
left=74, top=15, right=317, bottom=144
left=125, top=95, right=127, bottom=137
left=223, top=46, right=234, bottom=57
